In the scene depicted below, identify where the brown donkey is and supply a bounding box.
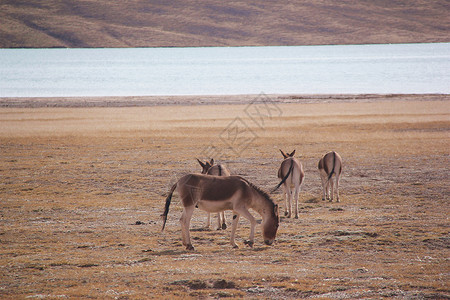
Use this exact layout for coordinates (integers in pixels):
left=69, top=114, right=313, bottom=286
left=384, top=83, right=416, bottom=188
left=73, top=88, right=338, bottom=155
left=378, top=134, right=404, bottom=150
left=197, top=158, right=230, bottom=229
left=318, top=151, right=342, bottom=202
left=161, top=174, right=279, bottom=250
left=273, top=150, right=305, bottom=219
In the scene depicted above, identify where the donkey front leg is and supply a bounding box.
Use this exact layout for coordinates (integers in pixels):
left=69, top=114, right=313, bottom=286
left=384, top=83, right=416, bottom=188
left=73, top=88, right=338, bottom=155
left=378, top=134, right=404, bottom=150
left=180, top=206, right=195, bottom=250
left=234, top=206, right=257, bottom=248
left=230, top=213, right=240, bottom=248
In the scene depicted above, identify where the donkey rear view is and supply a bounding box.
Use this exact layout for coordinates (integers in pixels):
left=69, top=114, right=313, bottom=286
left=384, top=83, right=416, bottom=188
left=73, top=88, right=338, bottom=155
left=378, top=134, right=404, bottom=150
left=318, top=151, right=342, bottom=202
left=274, top=150, right=304, bottom=219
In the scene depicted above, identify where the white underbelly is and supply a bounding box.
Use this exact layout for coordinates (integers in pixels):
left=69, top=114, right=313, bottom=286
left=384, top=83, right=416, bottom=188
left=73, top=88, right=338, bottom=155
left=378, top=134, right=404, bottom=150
left=197, top=200, right=232, bottom=213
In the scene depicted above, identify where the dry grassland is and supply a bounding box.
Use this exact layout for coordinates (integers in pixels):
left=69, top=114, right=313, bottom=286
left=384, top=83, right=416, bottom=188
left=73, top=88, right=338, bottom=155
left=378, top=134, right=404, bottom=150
left=0, top=96, right=449, bottom=299
left=1, top=0, right=449, bottom=48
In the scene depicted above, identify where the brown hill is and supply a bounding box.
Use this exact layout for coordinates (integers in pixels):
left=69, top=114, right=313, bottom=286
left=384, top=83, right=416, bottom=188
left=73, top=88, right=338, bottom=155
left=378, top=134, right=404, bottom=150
left=1, top=0, right=449, bottom=48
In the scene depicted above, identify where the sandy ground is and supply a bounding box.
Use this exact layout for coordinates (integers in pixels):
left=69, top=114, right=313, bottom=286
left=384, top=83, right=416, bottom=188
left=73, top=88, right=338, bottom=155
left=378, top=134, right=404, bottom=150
left=0, top=95, right=449, bottom=299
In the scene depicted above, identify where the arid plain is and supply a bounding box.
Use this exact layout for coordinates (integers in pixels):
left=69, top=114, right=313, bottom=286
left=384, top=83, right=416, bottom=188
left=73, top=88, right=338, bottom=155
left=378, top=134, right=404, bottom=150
left=0, top=95, right=449, bottom=299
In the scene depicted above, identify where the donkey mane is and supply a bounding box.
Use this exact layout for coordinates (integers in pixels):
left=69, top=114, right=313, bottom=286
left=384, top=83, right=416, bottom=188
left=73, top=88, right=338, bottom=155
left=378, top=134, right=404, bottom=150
left=243, top=179, right=276, bottom=207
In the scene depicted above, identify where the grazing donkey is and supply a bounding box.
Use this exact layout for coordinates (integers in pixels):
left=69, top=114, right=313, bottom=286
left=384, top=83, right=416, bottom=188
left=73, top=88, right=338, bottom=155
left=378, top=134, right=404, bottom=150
left=273, top=150, right=305, bottom=219
left=161, top=174, right=279, bottom=250
left=318, top=151, right=342, bottom=202
left=197, top=158, right=230, bottom=229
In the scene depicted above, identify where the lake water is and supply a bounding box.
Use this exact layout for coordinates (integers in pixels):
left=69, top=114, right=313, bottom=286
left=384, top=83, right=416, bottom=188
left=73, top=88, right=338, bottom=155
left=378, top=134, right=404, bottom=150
left=1, top=43, right=449, bottom=97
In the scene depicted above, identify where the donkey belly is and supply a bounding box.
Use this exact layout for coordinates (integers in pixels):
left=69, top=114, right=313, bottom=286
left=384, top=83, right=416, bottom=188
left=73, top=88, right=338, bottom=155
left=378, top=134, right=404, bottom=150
left=197, top=200, right=233, bottom=213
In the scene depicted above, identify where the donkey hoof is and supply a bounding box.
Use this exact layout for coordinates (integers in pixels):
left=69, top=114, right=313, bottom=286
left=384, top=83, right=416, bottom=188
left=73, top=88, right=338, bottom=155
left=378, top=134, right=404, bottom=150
left=294, top=215, right=299, bottom=219
left=284, top=211, right=289, bottom=216
left=222, top=223, right=227, bottom=230
left=244, top=240, right=254, bottom=248
left=186, top=244, right=195, bottom=251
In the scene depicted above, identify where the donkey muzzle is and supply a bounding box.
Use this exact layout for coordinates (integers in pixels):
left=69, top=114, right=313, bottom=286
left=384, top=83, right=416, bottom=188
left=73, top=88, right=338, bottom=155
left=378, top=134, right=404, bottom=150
left=264, top=239, right=274, bottom=246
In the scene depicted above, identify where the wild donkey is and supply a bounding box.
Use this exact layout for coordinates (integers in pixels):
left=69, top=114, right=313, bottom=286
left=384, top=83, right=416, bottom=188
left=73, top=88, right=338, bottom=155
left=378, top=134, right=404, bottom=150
left=273, top=150, right=304, bottom=219
left=161, top=174, right=279, bottom=250
left=318, top=151, right=342, bottom=202
left=197, top=158, right=230, bottom=229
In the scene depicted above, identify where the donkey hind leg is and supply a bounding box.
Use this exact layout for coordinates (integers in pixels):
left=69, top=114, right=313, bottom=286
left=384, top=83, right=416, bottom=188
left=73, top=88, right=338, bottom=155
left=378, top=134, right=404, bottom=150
left=230, top=213, right=240, bottom=248
left=220, top=212, right=227, bottom=229
left=335, top=174, right=340, bottom=202
left=293, top=186, right=300, bottom=219
left=206, top=212, right=211, bottom=228
left=320, top=173, right=327, bottom=201
left=283, top=184, right=292, bottom=218
left=282, top=184, right=288, bottom=216
left=180, top=205, right=195, bottom=250
left=329, top=175, right=335, bottom=202
left=234, top=206, right=257, bottom=248
left=326, top=176, right=332, bottom=201
left=216, top=212, right=226, bottom=230
left=216, top=213, right=221, bottom=230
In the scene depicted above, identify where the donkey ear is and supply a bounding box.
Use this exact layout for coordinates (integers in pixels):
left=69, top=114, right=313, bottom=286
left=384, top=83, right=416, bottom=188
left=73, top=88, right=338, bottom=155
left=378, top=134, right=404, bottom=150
left=279, top=149, right=288, bottom=159
left=196, top=158, right=205, bottom=168
left=210, top=158, right=214, bottom=165
left=289, top=150, right=296, bottom=157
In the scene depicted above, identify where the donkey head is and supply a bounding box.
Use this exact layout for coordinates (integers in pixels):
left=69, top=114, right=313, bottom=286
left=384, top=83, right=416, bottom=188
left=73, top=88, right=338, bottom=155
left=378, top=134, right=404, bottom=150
left=197, top=158, right=214, bottom=174
left=280, top=149, right=296, bottom=159
left=263, top=204, right=279, bottom=245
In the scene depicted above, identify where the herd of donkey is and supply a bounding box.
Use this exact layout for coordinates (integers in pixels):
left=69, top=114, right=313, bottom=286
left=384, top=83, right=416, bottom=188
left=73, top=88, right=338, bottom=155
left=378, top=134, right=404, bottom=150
left=161, top=150, right=343, bottom=250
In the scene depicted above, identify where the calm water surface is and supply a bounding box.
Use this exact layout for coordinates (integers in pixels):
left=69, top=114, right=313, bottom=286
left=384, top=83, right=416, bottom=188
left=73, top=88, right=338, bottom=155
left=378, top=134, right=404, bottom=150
left=1, top=43, right=449, bottom=97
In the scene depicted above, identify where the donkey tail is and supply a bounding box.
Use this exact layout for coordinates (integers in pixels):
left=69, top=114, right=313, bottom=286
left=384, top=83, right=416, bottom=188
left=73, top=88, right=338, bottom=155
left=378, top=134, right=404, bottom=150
left=272, top=159, right=294, bottom=193
left=327, top=151, right=336, bottom=181
left=161, top=183, right=177, bottom=231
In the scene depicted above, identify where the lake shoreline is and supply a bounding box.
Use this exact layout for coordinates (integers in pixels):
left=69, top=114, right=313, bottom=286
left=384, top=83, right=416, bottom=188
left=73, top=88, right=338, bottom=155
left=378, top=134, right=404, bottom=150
left=1, top=94, right=448, bottom=108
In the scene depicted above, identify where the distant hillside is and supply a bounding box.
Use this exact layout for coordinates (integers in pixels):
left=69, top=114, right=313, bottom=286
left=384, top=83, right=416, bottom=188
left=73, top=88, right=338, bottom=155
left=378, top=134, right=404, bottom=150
left=1, top=0, right=449, bottom=48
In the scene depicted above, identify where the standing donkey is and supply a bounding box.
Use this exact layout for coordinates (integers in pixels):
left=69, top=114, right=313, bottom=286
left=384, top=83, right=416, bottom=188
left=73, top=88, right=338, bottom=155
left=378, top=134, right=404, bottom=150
left=197, top=159, right=230, bottom=229
left=273, top=150, right=305, bottom=219
left=161, top=174, right=279, bottom=250
left=318, top=151, right=342, bottom=202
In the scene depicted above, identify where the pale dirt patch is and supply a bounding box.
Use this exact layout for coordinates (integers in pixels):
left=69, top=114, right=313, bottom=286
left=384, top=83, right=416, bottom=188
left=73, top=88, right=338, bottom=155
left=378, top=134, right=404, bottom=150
left=0, top=95, right=449, bottom=299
